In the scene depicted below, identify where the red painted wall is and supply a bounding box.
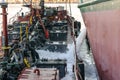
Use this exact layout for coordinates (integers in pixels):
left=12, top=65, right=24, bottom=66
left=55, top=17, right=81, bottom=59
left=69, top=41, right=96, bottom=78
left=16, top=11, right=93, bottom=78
left=83, top=9, right=120, bottom=80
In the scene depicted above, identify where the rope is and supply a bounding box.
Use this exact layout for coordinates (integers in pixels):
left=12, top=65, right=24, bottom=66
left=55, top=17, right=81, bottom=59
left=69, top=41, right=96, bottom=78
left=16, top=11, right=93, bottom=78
left=66, top=3, right=84, bottom=79
left=65, top=0, right=67, bottom=10
left=71, top=23, right=78, bottom=80
left=70, top=15, right=83, bottom=80
left=37, top=14, right=46, bottom=34
left=69, top=0, right=72, bottom=16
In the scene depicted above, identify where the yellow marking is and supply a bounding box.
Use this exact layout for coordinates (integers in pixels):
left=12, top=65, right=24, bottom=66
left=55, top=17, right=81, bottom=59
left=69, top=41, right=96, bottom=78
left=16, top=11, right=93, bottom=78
left=49, top=16, right=54, bottom=19
left=26, top=26, right=28, bottom=39
left=20, top=26, right=22, bottom=41
left=36, top=15, right=41, bottom=17
left=2, top=46, right=11, bottom=49
left=29, top=16, right=33, bottom=25
left=24, top=58, right=30, bottom=68
left=20, top=21, right=28, bottom=24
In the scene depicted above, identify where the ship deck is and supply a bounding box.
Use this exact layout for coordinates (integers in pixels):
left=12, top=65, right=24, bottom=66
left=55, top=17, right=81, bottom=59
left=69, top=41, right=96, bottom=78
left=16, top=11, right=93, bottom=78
left=0, top=3, right=99, bottom=80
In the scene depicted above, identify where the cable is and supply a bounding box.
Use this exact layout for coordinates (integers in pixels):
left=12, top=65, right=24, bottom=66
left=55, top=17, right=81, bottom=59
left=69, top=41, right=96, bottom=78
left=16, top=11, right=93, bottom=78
left=69, top=0, right=72, bottom=16
left=69, top=14, right=83, bottom=80
left=65, top=0, right=67, bottom=10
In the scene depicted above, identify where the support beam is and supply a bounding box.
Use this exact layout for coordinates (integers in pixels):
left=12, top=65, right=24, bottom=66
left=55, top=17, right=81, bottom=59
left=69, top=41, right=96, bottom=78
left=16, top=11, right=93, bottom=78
left=0, top=3, right=9, bottom=57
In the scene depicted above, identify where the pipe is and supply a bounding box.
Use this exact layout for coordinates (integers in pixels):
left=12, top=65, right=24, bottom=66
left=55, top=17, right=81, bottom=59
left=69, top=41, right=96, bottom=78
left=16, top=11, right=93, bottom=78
left=54, top=70, right=57, bottom=80
left=34, top=68, right=40, bottom=75
left=0, top=3, right=9, bottom=57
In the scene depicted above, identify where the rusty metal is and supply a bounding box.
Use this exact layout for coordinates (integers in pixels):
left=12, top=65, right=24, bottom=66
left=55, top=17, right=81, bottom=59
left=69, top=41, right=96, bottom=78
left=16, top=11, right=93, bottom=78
left=18, top=68, right=59, bottom=80
left=34, top=68, right=40, bottom=75
left=0, top=3, right=9, bottom=57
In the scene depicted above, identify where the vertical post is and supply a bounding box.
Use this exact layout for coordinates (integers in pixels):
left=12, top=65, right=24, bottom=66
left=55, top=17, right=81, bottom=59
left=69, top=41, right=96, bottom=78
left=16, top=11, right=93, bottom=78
left=65, top=0, right=67, bottom=10
left=26, top=26, right=28, bottom=40
left=81, top=0, right=83, bottom=3
left=0, top=3, right=9, bottom=57
left=69, top=0, right=72, bottom=16
left=39, top=0, right=44, bottom=17
left=20, top=26, right=22, bottom=41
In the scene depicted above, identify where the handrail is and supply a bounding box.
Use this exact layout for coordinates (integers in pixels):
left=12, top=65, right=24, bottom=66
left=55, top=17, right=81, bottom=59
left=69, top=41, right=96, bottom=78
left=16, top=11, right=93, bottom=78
left=78, top=0, right=111, bottom=8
